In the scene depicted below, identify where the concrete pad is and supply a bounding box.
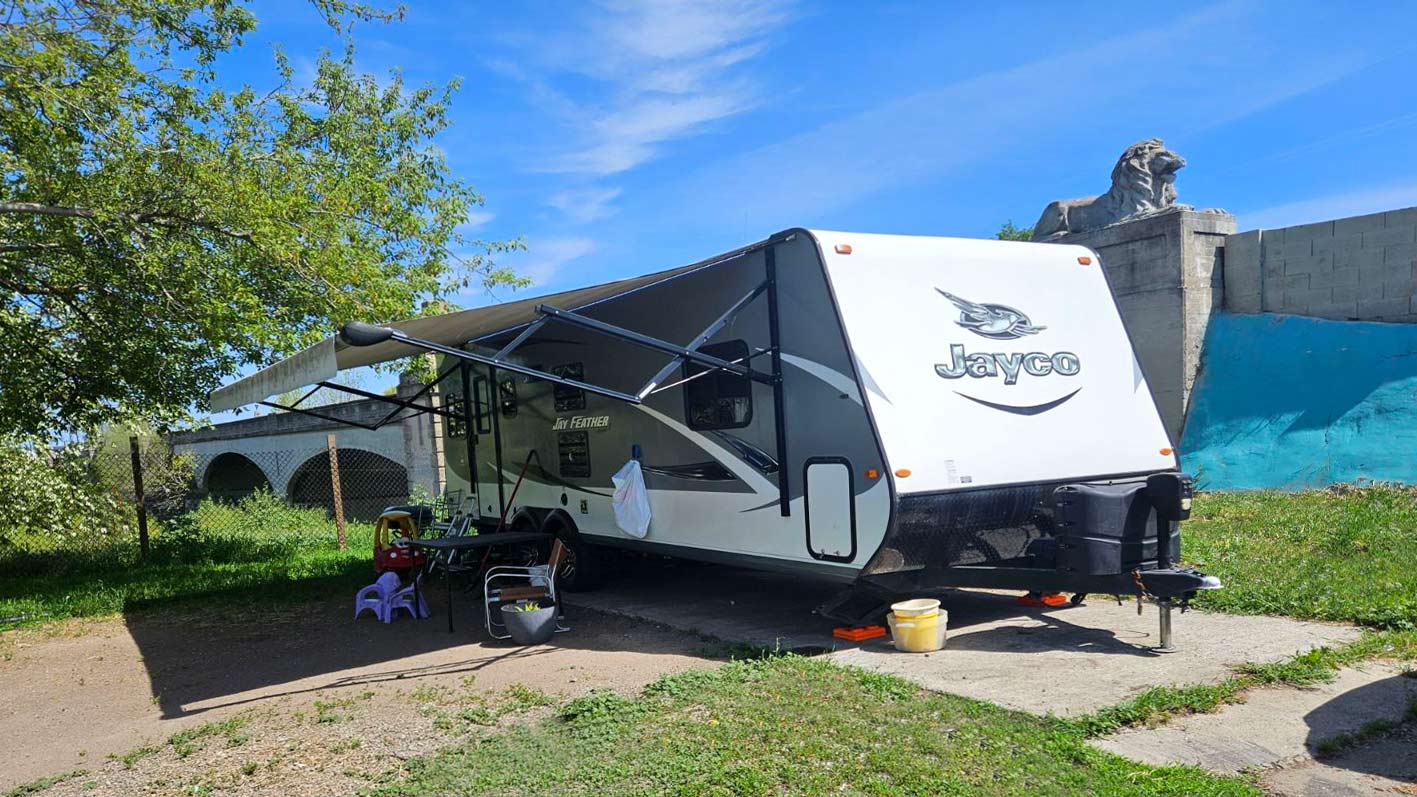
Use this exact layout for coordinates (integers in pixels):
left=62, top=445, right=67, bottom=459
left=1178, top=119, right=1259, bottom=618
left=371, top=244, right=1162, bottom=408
left=1095, top=664, right=1416, bottom=771
left=566, top=558, right=1360, bottom=715
left=1262, top=723, right=1417, bottom=796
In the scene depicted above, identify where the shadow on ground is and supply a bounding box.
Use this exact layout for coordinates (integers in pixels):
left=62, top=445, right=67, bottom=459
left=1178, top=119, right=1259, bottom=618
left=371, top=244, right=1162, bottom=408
left=126, top=578, right=708, bottom=720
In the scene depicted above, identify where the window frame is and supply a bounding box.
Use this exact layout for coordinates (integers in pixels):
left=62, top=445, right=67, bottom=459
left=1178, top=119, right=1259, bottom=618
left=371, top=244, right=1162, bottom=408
left=682, top=338, right=754, bottom=431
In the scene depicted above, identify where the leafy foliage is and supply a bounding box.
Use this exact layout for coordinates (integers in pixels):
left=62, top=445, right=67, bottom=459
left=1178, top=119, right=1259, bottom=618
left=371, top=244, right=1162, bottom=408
left=0, top=430, right=193, bottom=572
left=996, top=220, right=1035, bottom=241
left=0, top=1, right=521, bottom=435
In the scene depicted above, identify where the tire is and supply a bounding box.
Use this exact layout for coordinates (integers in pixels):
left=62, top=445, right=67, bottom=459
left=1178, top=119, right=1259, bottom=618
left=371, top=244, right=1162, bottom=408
left=542, top=515, right=602, bottom=592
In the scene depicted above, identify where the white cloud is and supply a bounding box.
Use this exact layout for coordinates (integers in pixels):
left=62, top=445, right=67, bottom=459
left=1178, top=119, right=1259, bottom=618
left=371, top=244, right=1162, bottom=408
left=1239, top=183, right=1417, bottom=231
left=516, top=0, right=790, bottom=177
left=547, top=187, right=623, bottom=225
left=457, top=208, right=496, bottom=232
left=658, top=2, right=1380, bottom=231
left=517, top=236, right=597, bottom=287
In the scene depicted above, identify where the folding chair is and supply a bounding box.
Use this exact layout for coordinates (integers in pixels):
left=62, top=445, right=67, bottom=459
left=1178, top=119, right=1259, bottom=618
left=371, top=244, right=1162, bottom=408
left=424, top=491, right=467, bottom=536
left=483, top=538, right=570, bottom=640
left=423, top=514, right=474, bottom=578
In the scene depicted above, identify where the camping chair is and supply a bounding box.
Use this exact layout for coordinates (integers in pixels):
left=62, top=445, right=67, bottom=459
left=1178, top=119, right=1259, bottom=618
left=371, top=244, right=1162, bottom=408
left=424, top=491, right=467, bottom=536
left=483, top=538, right=570, bottom=640
left=423, top=514, right=475, bottom=578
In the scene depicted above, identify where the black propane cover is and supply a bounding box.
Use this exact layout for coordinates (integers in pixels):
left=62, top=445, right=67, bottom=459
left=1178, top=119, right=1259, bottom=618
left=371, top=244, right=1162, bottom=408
left=1052, top=481, right=1180, bottom=576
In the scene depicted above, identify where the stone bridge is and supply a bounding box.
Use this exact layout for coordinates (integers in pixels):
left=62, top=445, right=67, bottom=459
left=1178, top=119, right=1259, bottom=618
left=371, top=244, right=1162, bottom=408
left=169, top=379, right=444, bottom=519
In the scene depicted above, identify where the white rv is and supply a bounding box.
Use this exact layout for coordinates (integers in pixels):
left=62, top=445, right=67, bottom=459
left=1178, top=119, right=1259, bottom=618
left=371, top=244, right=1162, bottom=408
left=211, top=229, right=1218, bottom=636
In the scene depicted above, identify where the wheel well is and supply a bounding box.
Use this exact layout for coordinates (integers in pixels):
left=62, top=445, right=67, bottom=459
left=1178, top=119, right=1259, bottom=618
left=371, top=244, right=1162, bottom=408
left=506, top=507, right=543, bottom=533
left=539, top=508, right=579, bottom=538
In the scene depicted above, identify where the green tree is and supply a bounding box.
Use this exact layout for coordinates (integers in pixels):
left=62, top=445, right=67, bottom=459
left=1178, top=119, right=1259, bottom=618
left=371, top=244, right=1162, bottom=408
left=995, top=220, right=1034, bottom=241
left=0, top=1, right=522, bottom=436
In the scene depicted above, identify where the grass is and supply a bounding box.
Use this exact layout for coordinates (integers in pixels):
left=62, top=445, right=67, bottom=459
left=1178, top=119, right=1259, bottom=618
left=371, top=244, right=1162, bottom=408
left=2, top=770, right=86, bottom=797
left=1185, top=486, right=1417, bottom=630
left=1068, top=643, right=1386, bottom=737
left=0, top=491, right=377, bottom=628
left=109, top=716, right=252, bottom=769
left=1061, top=487, right=1417, bottom=737
left=376, top=656, right=1257, bottom=797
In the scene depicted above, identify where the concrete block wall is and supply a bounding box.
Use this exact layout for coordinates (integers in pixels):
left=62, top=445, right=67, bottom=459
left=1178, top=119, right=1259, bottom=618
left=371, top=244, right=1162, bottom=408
left=1224, top=206, right=1417, bottom=322
left=1057, top=209, right=1236, bottom=438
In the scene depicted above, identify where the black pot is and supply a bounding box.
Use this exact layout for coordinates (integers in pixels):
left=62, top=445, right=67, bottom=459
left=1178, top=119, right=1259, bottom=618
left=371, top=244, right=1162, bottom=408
left=501, top=603, right=557, bottom=645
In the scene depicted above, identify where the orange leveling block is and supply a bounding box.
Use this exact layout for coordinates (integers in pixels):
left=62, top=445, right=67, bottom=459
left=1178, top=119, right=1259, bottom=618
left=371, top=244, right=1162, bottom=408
left=832, top=625, right=888, bottom=642
left=1016, top=592, right=1070, bottom=608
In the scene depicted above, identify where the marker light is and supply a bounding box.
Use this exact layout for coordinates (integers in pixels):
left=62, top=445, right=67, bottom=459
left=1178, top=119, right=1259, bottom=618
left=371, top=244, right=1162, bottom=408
left=865, top=468, right=879, bottom=480
left=1160, top=447, right=1174, bottom=456
left=894, top=469, right=912, bottom=478
left=1077, top=256, right=1093, bottom=265
left=835, top=243, right=853, bottom=254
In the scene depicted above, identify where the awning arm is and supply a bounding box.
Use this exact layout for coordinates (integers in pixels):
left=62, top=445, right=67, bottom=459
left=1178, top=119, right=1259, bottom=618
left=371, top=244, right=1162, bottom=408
left=634, top=281, right=768, bottom=400
left=254, top=366, right=463, bottom=430
left=535, top=303, right=774, bottom=386
left=340, top=322, right=643, bottom=405
left=258, top=400, right=383, bottom=431
left=318, top=365, right=464, bottom=427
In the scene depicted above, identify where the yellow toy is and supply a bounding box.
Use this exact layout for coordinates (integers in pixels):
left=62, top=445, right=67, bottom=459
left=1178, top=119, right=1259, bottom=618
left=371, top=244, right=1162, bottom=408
left=373, top=510, right=424, bottom=573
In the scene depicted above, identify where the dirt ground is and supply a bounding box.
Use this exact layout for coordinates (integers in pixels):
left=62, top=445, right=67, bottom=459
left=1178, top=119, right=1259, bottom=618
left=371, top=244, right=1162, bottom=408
left=0, top=590, right=717, bottom=795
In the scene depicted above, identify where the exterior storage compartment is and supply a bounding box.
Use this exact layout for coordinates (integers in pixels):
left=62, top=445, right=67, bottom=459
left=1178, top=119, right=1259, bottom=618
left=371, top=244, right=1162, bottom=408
left=1052, top=482, right=1179, bottom=575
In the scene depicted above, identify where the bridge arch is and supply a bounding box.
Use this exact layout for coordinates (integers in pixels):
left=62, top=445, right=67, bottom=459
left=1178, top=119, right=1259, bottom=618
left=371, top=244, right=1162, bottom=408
left=287, top=448, right=409, bottom=522
left=203, top=452, right=274, bottom=502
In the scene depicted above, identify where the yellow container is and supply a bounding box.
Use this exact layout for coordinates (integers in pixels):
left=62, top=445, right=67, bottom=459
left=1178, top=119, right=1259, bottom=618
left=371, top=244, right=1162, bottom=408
left=886, top=609, right=948, bottom=652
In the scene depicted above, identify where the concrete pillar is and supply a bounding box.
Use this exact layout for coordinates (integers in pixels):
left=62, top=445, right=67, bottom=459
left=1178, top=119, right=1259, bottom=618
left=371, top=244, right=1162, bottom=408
left=398, top=369, right=444, bottom=498
left=1049, top=209, right=1237, bottom=439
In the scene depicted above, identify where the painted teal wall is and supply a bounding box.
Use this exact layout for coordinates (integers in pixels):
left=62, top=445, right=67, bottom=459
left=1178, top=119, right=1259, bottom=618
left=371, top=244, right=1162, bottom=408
left=1181, top=313, right=1417, bottom=490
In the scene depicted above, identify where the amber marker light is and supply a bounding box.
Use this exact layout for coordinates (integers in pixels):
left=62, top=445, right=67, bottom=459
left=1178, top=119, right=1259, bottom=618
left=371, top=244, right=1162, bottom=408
left=865, top=468, right=879, bottom=480
left=1160, top=447, right=1174, bottom=456
left=1077, top=256, right=1093, bottom=265
left=835, top=243, right=853, bottom=254
left=894, top=468, right=912, bottom=478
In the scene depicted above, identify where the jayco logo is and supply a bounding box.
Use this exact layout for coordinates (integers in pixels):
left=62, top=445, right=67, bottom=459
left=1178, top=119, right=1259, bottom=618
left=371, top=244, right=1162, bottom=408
left=934, top=289, right=1080, bottom=385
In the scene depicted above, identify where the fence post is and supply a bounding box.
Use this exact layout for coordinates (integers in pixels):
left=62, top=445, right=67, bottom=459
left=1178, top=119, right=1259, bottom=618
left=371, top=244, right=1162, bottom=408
left=327, top=433, right=347, bottom=550
left=129, top=435, right=150, bottom=562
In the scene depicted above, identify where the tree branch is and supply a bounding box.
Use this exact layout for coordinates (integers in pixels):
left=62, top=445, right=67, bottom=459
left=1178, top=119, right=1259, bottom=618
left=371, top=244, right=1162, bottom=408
left=0, top=202, right=97, bottom=218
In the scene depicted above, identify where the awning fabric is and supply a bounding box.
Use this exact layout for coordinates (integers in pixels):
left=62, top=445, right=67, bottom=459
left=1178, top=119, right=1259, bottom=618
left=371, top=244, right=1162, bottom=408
left=209, top=246, right=755, bottom=413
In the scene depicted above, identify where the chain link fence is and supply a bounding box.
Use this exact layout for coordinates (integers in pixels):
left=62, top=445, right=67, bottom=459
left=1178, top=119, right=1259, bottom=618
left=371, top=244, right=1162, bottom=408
left=0, top=432, right=415, bottom=577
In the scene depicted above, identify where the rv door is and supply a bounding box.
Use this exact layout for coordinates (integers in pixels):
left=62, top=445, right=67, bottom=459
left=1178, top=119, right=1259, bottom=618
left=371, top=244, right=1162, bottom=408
left=804, top=457, right=857, bottom=562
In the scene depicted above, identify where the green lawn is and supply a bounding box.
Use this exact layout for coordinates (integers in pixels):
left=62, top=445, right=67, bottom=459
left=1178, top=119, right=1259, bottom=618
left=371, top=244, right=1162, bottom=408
left=376, top=656, right=1255, bottom=797
left=1185, top=486, right=1417, bottom=632
left=0, top=545, right=372, bottom=626
left=0, top=493, right=376, bottom=627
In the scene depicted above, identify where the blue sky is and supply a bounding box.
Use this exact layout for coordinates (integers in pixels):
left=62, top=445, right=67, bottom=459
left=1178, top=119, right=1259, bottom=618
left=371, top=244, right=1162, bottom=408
left=217, top=0, right=1417, bottom=407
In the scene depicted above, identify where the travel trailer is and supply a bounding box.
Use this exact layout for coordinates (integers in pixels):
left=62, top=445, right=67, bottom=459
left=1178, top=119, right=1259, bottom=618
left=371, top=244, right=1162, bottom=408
left=211, top=229, right=1220, bottom=643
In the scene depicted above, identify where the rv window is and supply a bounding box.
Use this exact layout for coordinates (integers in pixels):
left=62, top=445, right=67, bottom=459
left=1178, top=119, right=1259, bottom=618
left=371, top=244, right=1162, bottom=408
left=499, top=377, right=518, bottom=418
left=445, top=391, right=467, bottom=439
left=558, top=431, right=591, bottom=478
left=551, top=363, right=586, bottom=411
left=683, top=339, right=753, bottom=430
left=472, top=377, right=492, bottom=434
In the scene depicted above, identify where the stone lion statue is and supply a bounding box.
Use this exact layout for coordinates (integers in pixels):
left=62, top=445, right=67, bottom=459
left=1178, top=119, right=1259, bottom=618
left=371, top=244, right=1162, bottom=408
left=1031, top=139, right=1191, bottom=240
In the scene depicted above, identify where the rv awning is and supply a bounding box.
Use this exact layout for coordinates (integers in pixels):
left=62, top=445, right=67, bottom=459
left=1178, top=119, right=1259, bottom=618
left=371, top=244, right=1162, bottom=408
left=209, top=242, right=764, bottom=413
